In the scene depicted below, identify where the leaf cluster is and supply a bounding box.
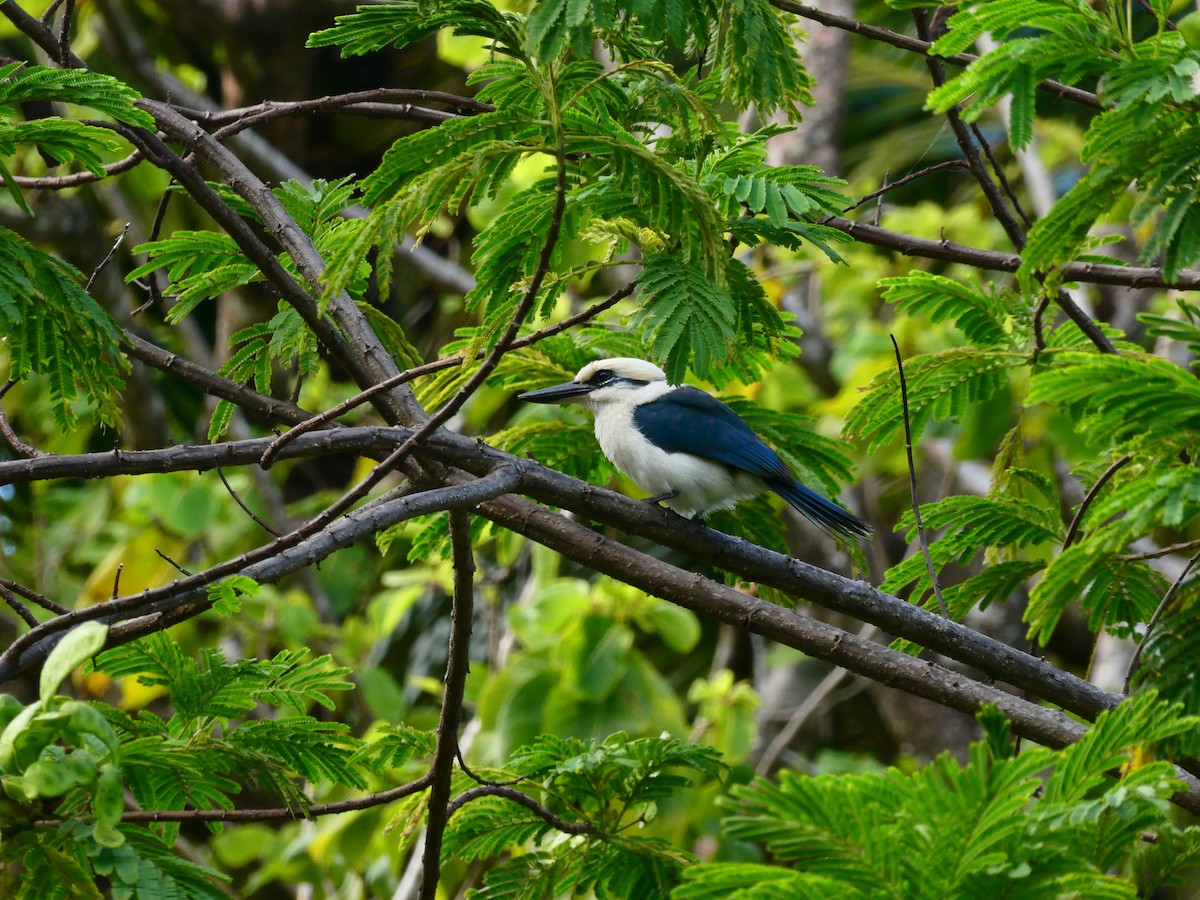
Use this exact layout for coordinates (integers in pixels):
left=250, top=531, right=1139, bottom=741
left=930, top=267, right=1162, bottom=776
left=928, top=1, right=1200, bottom=280
left=677, top=695, right=1200, bottom=898
left=444, top=732, right=724, bottom=897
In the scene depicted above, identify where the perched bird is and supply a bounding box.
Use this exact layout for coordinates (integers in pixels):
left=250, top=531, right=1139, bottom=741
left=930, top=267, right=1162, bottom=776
left=518, top=357, right=871, bottom=539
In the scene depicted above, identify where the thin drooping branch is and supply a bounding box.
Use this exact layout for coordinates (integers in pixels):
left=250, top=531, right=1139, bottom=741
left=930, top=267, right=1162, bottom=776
left=216, top=467, right=280, bottom=537
left=969, top=120, right=1033, bottom=228
left=1124, top=548, right=1200, bottom=694
left=420, top=508, right=477, bottom=900
left=845, top=160, right=969, bottom=212
left=1063, top=454, right=1133, bottom=549
left=0, top=148, right=143, bottom=188
left=892, top=336, right=947, bottom=616
left=445, top=784, right=595, bottom=834
left=59, top=775, right=436, bottom=824
left=0, top=583, right=39, bottom=628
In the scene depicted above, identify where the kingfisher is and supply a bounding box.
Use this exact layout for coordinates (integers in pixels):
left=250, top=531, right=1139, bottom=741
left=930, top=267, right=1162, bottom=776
left=518, top=358, right=870, bottom=539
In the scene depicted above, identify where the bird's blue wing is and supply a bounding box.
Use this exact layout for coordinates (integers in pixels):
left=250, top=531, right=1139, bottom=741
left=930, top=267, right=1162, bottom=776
left=631, top=387, right=793, bottom=480
left=634, top=387, right=871, bottom=538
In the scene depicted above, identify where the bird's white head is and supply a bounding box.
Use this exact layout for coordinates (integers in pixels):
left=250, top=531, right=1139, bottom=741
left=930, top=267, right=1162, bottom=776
left=517, top=357, right=669, bottom=410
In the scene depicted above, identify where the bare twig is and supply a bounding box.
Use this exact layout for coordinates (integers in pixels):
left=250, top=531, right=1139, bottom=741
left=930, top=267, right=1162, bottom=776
left=111, top=563, right=123, bottom=600
left=175, top=88, right=491, bottom=125
left=0, top=150, right=144, bottom=189
left=818, top=214, right=1200, bottom=292
left=892, top=335, right=948, bottom=617
left=41, top=775, right=436, bottom=825
left=420, top=508, right=477, bottom=899
left=1121, top=538, right=1200, bottom=561
left=1031, top=293, right=1051, bottom=360
left=1062, top=455, right=1133, bottom=549
left=1124, top=548, right=1200, bottom=694
left=154, top=548, right=191, bottom=577
left=55, top=0, right=74, bottom=65
left=40, top=0, right=68, bottom=25
left=0, top=583, right=39, bottom=627
left=216, top=467, right=280, bottom=536
left=969, top=121, right=1032, bottom=228
left=0, top=577, right=68, bottom=616
left=845, top=161, right=969, bottom=212
left=85, top=223, right=128, bottom=293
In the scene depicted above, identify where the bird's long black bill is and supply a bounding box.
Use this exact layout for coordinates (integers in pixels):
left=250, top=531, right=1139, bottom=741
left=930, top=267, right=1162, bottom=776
left=517, top=381, right=594, bottom=404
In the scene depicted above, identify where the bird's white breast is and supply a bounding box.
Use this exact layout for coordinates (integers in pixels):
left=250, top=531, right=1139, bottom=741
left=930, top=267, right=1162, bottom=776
left=591, top=399, right=762, bottom=517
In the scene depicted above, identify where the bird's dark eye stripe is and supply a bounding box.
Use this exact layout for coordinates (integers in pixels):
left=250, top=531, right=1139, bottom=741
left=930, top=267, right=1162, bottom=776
left=587, top=369, right=614, bottom=385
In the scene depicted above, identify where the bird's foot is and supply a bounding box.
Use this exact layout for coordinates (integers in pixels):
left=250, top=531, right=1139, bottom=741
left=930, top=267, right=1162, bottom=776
left=644, top=489, right=680, bottom=506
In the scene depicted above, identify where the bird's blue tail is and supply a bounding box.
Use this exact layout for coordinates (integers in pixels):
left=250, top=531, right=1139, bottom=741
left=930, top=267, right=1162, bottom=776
left=767, top=478, right=872, bottom=540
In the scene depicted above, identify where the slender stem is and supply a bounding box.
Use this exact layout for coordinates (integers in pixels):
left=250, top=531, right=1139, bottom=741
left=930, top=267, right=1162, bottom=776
left=845, top=161, right=968, bottom=212
left=1062, top=455, right=1133, bottom=549
left=892, top=336, right=948, bottom=617
left=40, top=775, right=436, bottom=824
left=445, top=784, right=594, bottom=835
left=913, top=10, right=1027, bottom=251
left=1124, top=548, right=1200, bottom=693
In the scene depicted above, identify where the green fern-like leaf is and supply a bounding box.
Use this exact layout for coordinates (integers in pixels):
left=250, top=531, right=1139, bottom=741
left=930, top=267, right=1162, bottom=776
left=1134, top=597, right=1200, bottom=738
left=844, top=348, right=1018, bottom=453
left=0, top=227, right=127, bottom=429
left=1027, top=352, right=1200, bottom=453
left=0, top=119, right=119, bottom=175
left=632, top=252, right=737, bottom=383
left=1026, top=545, right=1167, bottom=643
left=524, top=0, right=596, bottom=63
left=879, top=272, right=1013, bottom=347
left=1042, top=691, right=1193, bottom=805
left=492, top=420, right=608, bottom=485
left=0, top=62, right=153, bottom=128
left=307, top=0, right=524, bottom=59
left=1018, top=163, right=1132, bottom=282
left=882, top=494, right=1058, bottom=616
left=443, top=797, right=549, bottom=862
left=715, top=0, right=813, bottom=117
left=694, top=696, right=1194, bottom=897
left=128, top=230, right=260, bottom=323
